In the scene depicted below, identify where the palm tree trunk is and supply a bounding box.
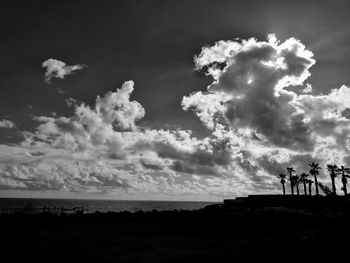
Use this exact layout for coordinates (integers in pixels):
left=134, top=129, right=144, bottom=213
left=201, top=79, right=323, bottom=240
left=296, top=185, right=300, bottom=195
left=314, top=175, right=319, bottom=196
left=282, top=183, right=285, bottom=195
left=289, top=174, right=294, bottom=195
left=342, top=180, right=347, bottom=196
left=308, top=183, right=312, bottom=195
left=331, top=177, right=337, bottom=195
left=303, top=181, right=307, bottom=195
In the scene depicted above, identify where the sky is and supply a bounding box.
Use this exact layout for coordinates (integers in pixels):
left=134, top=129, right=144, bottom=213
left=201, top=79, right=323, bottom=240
left=1, top=0, right=350, bottom=201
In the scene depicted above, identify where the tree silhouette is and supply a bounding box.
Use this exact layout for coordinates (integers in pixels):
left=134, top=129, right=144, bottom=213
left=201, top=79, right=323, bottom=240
left=300, top=173, right=309, bottom=195
left=291, top=175, right=300, bottom=195
left=287, top=167, right=296, bottom=195
left=306, top=179, right=313, bottom=195
left=327, top=164, right=339, bottom=196
left=309, top=162, right=321, bottom=196
left=337, top=166, right=350, bottom=196
left=278, top=174, right=287, bottom=195
left=318, top=182, right=333, bottom=196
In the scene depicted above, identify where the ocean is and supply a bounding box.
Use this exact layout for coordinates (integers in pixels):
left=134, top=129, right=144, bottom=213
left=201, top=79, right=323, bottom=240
left=0, top=198, right=217, bottom=214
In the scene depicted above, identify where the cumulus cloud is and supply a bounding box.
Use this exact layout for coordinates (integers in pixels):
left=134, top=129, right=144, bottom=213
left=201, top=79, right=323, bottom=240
left=0, top=79, right=235, bottom=198
left=42, top=58, right=85, bottom=83
left=76, top=80, right=145, bottom=131
left=184, top=34, right=316, bottom=150
left=1, top=35, right=350, bottom=199
left=183, top=34, right=350, bottom=183
left=31, top=81, right=145, bottom=153
left=0, top=119, right=15, bottom=129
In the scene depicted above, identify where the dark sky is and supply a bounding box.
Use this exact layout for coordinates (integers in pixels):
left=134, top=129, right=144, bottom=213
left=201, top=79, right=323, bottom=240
left=1, top=0, right=350, bottom=137
left=1, top=0, right=350, bottom=200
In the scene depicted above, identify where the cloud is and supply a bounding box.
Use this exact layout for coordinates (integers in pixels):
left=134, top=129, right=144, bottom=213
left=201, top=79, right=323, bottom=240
left=2, top=35, right=350, bottom=199
left=182, top=91, right=229, bottom=130
left=0, top=119, right=15, bottom=129
left=0, top=78, right=243, bottom=198
left=302, top=83, right=313, bottom=93
left=31, top=81, right=145, bottom=153
left=182, top=34, right=350, bottom=183
left=76, top=80, right=145, bottom=131
left=184, top=34, right=316, bottom=150
left=42, top=58, right=85, bottom=84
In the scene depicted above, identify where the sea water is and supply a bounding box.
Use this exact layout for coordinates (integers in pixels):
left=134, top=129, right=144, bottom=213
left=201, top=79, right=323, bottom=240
left=0, top=198, right=216, bottom=213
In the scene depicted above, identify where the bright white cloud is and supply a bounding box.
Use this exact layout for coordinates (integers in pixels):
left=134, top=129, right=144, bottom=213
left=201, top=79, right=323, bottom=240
left=1, top=35, right=350, bottom=199
left=302, top=83, right=313, bottom=93
left=0, top=79, right=237, bottom=198
left=184, top=34, right=316, bottom=150
left=0, top=119, right=15, bottom=129
left=182, top=34, right=350, bottom=185
left=76, top=80, right=145, bottom=131
left=42, top=58, right=85, bottom=84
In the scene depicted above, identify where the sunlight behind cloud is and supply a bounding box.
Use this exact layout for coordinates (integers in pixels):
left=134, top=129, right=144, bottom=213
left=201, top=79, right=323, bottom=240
left=1, top=35, right=350, bottom=200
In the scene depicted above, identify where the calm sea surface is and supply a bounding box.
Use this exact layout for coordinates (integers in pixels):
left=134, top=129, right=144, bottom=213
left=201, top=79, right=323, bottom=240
left=0, top=198, right=217, bottom=213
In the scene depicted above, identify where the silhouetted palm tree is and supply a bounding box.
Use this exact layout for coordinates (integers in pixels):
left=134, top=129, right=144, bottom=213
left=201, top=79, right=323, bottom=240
left=278, top=174, right=287, bottom=195
left=337, top=166, right=350, bottom=196
left=306, top=179, right=313, bottom=195
left=291, top=175, right=300, bottom=195
left=327, top=164, right=339, bottom=196
left=300, top=173, right=309, bottom=195
left=287, top=167, right=296, bottom=195
left=318, top=182, right=333, bottom=196
left=309, top=162, right=321, bottom=196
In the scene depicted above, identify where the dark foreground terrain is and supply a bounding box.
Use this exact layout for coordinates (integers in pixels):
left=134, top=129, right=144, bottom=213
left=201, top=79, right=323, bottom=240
left=1, top=201, right=349, bottom=262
